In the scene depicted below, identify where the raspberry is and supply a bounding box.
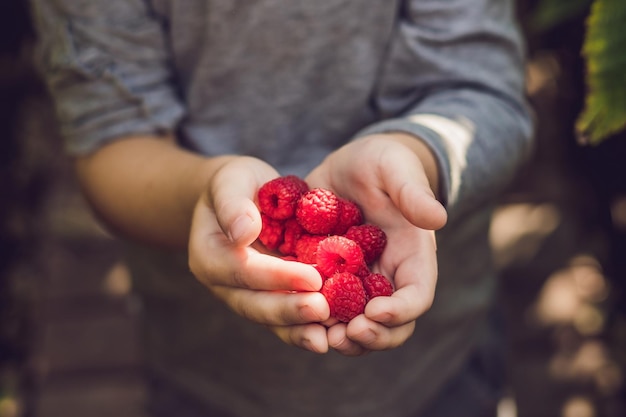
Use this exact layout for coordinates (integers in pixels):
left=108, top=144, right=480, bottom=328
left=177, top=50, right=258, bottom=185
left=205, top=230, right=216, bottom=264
left=344, top=224, right=387, bottom=265
left=320, top=272, right=366, bottom=322
left=295, top=188, right=340, bottom=235
left=278, top=218, right=305, bottom=256
left=258, top=214, right=284, bottom=251
left=354, top=263, right=371, bottom=279
left=294, top=234, right=326, bottom=264
left=313, top=264, right=328, bottom=282
left=332, top=198, right=364, bottom=235
left=362, top=272, right=394, bottom=301
left=257, top=175, right=309, bottom=220
left=316, top=235, right=366, bottom=278
left=254, top=176, right=392, bottom=321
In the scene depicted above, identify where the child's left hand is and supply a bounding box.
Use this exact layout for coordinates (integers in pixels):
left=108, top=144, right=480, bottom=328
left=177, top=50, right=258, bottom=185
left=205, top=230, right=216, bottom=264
left=306, top=133, right=448, bottom=356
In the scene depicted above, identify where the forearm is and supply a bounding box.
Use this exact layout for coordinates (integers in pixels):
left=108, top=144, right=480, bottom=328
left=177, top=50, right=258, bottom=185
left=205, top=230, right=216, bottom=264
left=75, top=135, right=235, bottom=249
left=356, top=0, right=533, bottom=217
left=408, top=91, right=533, bottom=212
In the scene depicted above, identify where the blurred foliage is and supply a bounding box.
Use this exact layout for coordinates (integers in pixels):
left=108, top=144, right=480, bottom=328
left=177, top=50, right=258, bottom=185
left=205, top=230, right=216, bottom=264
left=531, top=0, right=626, bottom=145
left=529, top=0, right=592, bottom=31
left=577, top=0, right=626, bottom=145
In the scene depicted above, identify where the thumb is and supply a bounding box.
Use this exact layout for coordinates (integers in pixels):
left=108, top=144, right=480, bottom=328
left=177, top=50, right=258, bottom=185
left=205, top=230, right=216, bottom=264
left=380, top=147, right=448, bottom=231
left=399, top=187, right=447, bottom=231
left=207, top=161, right=273, bottom=246
left=217, top=197, right=262, bottom=246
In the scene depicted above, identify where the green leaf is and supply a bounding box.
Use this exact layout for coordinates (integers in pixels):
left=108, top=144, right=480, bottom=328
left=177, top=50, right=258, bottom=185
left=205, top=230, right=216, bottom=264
left=576, top=0, right=626, bottom=145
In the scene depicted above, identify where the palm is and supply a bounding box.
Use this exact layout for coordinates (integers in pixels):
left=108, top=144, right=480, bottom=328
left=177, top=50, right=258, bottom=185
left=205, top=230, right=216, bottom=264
left=305, top=135, right=444, bottom=355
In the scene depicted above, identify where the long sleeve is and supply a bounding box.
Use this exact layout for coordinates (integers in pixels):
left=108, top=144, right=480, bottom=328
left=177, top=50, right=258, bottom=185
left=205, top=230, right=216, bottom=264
left=29, top=0, right=185, bottom=155
left=357, top=0, right=534, bottom=219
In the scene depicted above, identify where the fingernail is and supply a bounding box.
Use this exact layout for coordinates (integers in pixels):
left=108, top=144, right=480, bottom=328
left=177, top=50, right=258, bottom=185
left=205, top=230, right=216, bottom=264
left=291, top=277, right=319, bottom=292
left=301, top=338, right=317, bottom=353
left=358, top=329, right=376, bottom=345
left=302, top=303, right=326, bottom=322
left=229, top=214, right=253, bottom=242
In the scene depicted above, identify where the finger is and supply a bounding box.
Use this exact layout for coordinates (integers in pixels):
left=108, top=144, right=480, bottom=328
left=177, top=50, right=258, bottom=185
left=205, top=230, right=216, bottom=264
left=378, top=147, right=447, bottom=230
left=346, top=315, right=416, bottom=351
left=211, top=286, right=330, bottom=326
left=327, top=322, right=370, bottom=356
left=364, top=283, right=435, bottom=326
left=370, top=230, right=438, bottom=325
left=208, top=158, right=278, bottom=246
left=272, top=323, right=329, bottom=353
left=201, top=246, right=323, bottom=291
left=320, top=317, right=339, bottom=327
left=190, top=203, right=322, bottom=291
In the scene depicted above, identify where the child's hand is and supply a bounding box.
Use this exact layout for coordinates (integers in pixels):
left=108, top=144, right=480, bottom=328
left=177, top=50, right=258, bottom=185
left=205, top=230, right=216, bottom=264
left=188, top=156, right=331, bottom=353
left=306, top=133, right=448, bottom=355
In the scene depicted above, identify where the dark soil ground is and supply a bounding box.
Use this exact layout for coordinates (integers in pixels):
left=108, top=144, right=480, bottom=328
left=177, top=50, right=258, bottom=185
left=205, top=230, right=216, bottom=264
left=2, top=2, right=625, bottom=417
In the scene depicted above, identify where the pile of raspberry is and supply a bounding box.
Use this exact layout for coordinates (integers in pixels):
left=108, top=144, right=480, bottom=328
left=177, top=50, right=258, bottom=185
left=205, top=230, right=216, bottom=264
left=256, top=175, right=394, bottom=322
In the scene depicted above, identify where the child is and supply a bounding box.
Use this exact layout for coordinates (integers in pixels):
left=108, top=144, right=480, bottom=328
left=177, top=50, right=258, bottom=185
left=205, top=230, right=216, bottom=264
left=30, top=0, right=533, bottom=415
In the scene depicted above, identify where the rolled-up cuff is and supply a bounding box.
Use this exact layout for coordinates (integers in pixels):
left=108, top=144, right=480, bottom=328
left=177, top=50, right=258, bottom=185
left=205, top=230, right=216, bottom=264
left=355, top=114, right=476, bottom=209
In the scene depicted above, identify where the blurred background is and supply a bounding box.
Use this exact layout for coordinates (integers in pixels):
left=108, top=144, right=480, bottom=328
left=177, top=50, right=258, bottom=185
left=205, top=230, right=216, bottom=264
left=1, top=1, right=624, bottom=417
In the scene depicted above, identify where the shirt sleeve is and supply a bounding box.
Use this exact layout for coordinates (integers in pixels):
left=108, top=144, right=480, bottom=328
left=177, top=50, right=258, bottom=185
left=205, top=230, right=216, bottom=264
left=30, top=0, right=185, bottom=155
left=356, top=0, right=535, bottom=218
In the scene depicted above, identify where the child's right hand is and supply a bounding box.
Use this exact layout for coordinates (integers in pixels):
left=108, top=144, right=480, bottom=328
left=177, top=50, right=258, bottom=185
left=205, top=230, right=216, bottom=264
left=187, top=156, right=331, bottom=353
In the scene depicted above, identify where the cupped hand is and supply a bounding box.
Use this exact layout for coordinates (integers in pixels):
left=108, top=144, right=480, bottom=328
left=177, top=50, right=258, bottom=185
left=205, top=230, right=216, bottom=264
left=306, top=133, right=448, bottom=356
left=188, top=156, right=330, bottom=353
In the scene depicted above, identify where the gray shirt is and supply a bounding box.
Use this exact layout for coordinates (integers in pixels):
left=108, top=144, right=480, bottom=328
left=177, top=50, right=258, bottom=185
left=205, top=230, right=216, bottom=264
left=31, top=1, right=534, bottom=416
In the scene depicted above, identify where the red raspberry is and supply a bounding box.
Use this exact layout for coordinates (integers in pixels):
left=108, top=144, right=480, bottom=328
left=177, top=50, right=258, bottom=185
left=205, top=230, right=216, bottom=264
left=278, top=218, right=305, bottom=256
left=332, top=198, right=364, bottom=235
left=344, top=224, right=387, bottom=265
left=320, top=272, right=366, bottom=322
left=258, top=214, right=284, bottom=251
left=355, top=263, right=371, bottom=279
left=313, top=264, right=328, bottom=282
left=257, top=175, right=309, bottom=220
left=294, top=234, right=326, bottom=264
left=295, top=188, right=340, bottom=235
left=315, top=235, right=366, bottom=278
left=362, top=272, right=394, bottom=301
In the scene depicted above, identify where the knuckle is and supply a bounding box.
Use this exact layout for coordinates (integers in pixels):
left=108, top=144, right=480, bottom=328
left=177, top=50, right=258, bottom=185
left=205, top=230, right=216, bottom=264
left=236, top=299, right=256, bottom=321
left=231, top=269, right=250, bottom=289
